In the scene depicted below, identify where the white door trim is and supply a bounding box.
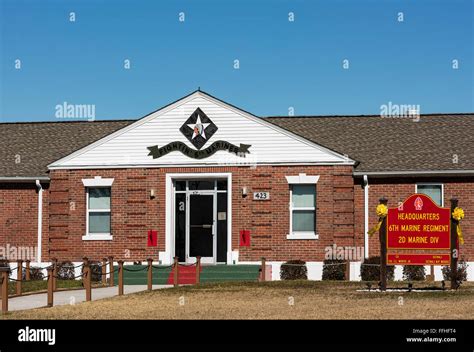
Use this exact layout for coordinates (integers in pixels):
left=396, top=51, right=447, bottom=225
left=163, top=173, right=233, bottom=265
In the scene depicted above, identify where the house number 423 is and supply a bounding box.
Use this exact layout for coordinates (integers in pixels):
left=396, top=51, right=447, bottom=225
left=253, top=192, right=270, bottom=200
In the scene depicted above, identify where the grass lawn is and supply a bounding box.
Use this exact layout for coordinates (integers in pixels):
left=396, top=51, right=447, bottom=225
left=2, top=280, right=474, bottom=320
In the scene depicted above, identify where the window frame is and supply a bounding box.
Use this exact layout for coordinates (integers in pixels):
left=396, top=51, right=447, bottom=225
left=415, top=183, right=444, bottom=207
left=81, top=177, right=114, bottom=241
left=285, top=174, right=319, bottom=240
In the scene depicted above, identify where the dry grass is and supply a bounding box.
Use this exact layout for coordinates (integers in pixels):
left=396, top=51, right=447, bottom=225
left=3, top=281, right=474, bottom=320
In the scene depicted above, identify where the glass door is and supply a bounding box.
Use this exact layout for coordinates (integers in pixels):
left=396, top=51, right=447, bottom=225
left=187, top=193, right=216, bottom=263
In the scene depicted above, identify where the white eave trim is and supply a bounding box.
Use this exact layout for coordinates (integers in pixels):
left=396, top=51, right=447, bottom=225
left=285, top=173, right=320, bottom=184
left=82, top=176, right=114, bottom=187
left=353, top=169, right=474, bottom=177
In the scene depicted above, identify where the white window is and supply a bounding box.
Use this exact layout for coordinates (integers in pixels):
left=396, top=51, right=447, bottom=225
left=285, top=174, right=319, bottom=240
left=85, top=187, right=112, bottom=240
left=416, top=183, right=443, bottom=206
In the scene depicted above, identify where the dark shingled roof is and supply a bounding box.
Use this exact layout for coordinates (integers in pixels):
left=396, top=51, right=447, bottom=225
left=0, top=120, right=134, bottom=178
left=266, top=113, right=474, bottom=174
left=1, top=113, right=473, bottom=178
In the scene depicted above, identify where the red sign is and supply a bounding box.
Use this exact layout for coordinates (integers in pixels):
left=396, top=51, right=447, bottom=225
left=387, top=194, right=450, bottom=250
left=387, top=254, right=450, bottom=265
left=239, top=230, right=250, bottom=247
left=147, top=230, right=157, bottom=247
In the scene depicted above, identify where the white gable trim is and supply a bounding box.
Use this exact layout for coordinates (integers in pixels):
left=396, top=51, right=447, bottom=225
left=48, top=91, right=356, bottom=169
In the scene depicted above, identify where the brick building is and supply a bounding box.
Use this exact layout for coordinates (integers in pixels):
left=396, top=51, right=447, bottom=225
left=1, top=91, right=473, bottom=280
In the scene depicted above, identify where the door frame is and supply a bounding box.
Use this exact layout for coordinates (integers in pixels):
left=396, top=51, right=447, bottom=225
left=164, top=173, right=232, bottom=265
left=186, top=191, right=217, bottom=264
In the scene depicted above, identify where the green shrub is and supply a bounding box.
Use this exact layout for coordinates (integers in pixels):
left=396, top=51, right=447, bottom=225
left=280, top=260, right=307, bottom=280
left=361, top=256, right=394, bottom=281
left=402, top=265, right=426, bottom=281
left=56, top=261, right=75, bottom=280
left=442, top=259, right=468, bottom=285
left=89, top=261, right=103, bottom=282
left=27, top=267, right=45, bottom=281
left=322, top=259, right=346, bottom=280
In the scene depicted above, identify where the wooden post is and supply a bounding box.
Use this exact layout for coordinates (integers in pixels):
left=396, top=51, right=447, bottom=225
left=83, top=257, right=91, bottom=302
left=25, top=260, right=31, bottom=281
left=345, top=261, right=351, bottom=281
left=261, top=257, right=266, bottom=282
left=196, top=256, right=201, bottom=285
left=173, top=257, right=179, bottom=287
left=102, top=258, right=107, bottom=286
left=379, top=198, right=388, bottom=291
left=51, top=257, right=58, bottom=292
left=1, top=268, right=10, bottom=313
left=16, top=260, right=23, bottom=296
left=147, top=258, right=153, bottom=291
left=108, top=256, right=114, bottom=287
left=47, top=266, right=53, bottom=307
left=118, top=260, right=124, bottom=296
left=450, top=198, right=459, bottom=290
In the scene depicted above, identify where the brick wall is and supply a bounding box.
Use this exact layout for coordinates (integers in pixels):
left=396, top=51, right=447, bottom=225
left=47, top=165, right=355, bottom=262
left=0, top=182, right=49, bottom=261
left=354, top=176, right=474, bottom=261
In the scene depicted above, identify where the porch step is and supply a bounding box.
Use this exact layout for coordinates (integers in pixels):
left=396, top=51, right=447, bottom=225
left=113, top=264, right=261, bottom=285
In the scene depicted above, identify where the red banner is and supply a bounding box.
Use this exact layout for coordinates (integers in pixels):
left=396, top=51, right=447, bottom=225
left=387, top=254, right=450, bottom=265
left=387, top=194, right=450, bottom=250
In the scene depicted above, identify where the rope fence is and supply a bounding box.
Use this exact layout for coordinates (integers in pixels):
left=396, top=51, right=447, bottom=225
left=0, top=256, right=397, bottom=314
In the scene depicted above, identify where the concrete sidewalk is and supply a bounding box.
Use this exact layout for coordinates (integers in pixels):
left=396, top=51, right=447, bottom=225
left=5, top=285, right=172, bottom=311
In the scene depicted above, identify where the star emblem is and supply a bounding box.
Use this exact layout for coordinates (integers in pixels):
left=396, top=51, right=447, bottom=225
left=187, top=114, right=210, bottom=140
left=180, top=108, right=218, bottom=149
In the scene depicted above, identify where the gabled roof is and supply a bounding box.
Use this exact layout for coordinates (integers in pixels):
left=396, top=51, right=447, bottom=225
left=1, top=91, right=473, bottom=179
left=266, top=113, right=474, bottom=175
left=47, top=90, right=353, bottom=169
left=0, top=120, right=133, bottom=179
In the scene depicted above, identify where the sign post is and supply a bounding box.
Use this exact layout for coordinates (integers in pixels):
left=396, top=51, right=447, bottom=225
left=450, top=198, right=459, bottom=290
left=379, top=198, right=388, bottom=291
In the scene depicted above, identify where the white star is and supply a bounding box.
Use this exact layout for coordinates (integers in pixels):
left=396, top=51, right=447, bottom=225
left=187, top=114, right=210, bottom=139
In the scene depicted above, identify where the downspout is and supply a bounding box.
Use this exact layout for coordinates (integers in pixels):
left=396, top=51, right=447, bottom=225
left=363, top=175, right=369, bottom=259
left=35, top=180, right=43, bottom=263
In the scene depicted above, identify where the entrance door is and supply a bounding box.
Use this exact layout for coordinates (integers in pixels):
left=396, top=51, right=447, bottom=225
left=188, top=194, right=215, bottom=263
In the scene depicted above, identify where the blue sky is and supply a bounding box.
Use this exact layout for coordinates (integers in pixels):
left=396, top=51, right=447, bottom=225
left=0, top=0, right=472, bottom=122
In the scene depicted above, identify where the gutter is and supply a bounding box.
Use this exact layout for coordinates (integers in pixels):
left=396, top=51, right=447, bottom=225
left=353, top=170, right=474, bottom=177
left=35, top=180, right=43, bottom=263
left=0, top=176, right=50, bottom=182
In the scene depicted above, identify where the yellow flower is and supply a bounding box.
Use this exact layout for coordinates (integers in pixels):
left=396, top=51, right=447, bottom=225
left=452, top=207, right=465, bottom=221
left=376, top=204, right=388, bottom=218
